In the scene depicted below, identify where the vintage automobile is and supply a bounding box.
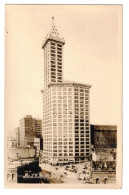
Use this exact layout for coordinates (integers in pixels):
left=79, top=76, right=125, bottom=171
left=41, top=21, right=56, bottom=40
left=78, top=174, right=86, bottom=181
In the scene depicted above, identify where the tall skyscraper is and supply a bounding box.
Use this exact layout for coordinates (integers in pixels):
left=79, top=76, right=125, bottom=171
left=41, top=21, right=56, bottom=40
left=19, top=115, right=42, bottom=147
left=42, top=17, right=91, bottom=164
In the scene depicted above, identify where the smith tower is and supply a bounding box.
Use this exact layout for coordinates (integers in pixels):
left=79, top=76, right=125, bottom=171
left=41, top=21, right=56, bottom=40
left=42, top=17, right=65, bottom=86
left=42, top=18, right=91, bottom=164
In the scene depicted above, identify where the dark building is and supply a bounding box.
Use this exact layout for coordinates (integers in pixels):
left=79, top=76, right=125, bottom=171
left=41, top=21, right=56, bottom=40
left=40, top=138, right=43, bottom=150
left=17, top=159, right=43, bottom=183
left=91, top=125, right=117, bottom=149
left=15, top=127, right=20, bottom=147
left=90, top=125, right=117, bottom=184
left=7, top=159, right=49, bottom=184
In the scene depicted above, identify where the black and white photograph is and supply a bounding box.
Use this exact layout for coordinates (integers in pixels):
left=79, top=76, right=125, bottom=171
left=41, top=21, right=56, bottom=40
left=4, top=4, right=122, bottom=188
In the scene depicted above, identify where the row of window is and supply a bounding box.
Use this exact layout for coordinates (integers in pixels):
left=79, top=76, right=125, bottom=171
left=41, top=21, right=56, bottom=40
left=74, top=88, right=89, bottom=92
left=53, top=153, right=73, bottom=156
left=51, top=87, right=89, bottom=93
left=52, top=87, right=72, bottom=91
left=75, top=142, right=90, bottom=145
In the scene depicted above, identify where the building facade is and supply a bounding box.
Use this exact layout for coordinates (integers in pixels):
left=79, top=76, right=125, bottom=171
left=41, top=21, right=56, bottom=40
left=16, top=127, right=20, bottom=147
left=90, top=125, right=117, bottom=184
left=42, top=18, right=91, bottom=164
left=19, top=115, right=42, bottom=147
left=90, top=124, right=117, bottom=165
left=7, top=136, right=16, bottom=149
left=90, top=125, right=117, bottom=149
left=34, top=137, right=43, bottom=153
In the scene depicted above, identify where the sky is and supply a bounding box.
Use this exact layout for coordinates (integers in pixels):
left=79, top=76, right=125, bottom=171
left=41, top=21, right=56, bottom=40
left=5, top=5, right=122, bottom=136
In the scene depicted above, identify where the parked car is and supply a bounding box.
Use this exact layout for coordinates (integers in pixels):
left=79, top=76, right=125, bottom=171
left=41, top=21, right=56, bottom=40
left=65, top=165, right=71, bottom=170
left=63, top=171, right=68, bottom=176
left=78, top=174, right=86, bottom=181
left=65, top=166, right=77, bottom=173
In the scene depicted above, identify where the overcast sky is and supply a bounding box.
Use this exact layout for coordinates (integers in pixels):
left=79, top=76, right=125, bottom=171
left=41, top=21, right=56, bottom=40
left=5, top=5, right=122, bottom=136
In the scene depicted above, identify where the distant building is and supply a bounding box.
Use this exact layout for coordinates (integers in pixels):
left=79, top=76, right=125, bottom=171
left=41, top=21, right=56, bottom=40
left=19, top=115, right=42, bottom=147
left=35, top=119, right=42, bottom=138
left=15, top=127, right=20, bottom=147
left=34, top=138, right=43, bottom=154
left=34, top=138, right=40, bottom=152
left=91, top=170, right=116, bottom=184
left=7, top=159, right=43, bottom=184
left=91, top=125, right=117, bottom=149
left=90, top=124, right=117, bottom=184
left=40, top=138, right=43, bottom=150
left=7, top=136, right=16, bottom=149
left=90, top=124, right=117, bottom=161
left=8, top=147, right=36, bottom=160
left=17, top=159, right=43, bottom=183
left=42, top=17, right=91, bottom=164
left=7, top=163, right=19, bottom=183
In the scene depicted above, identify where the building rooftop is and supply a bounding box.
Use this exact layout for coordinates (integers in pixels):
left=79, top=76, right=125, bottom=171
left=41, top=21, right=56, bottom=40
left=48, top=81, right=92, bottom=88
left=7, top=158, right=36, bottom=169
left=42, top=17, right=65, bottom=48
left=7, top=136, right=16, bottom=141
left=91, top=124, right=117, bottom=130
left=20, top=115, right=42, bottom=121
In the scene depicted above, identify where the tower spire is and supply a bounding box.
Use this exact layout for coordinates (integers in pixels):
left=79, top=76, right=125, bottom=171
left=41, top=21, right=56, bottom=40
left=42, top=17, right=65, bottom=49
left=51, top=16, right=54, bottom=28
left=50, top=16, right=59, bottom=37
left=52, top=16, right=54, bottom=22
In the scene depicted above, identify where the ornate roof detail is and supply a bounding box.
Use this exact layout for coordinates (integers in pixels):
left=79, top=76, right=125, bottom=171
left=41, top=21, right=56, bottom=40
left=50, top=17, right=60, bottom=38
left=42, top=17, right=65, bottom=48
left=48, top=82, right=92, bottom=88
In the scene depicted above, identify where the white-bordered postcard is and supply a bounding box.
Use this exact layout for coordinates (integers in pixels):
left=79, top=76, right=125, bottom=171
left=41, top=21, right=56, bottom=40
left=4, top=4, right=122, bottom=189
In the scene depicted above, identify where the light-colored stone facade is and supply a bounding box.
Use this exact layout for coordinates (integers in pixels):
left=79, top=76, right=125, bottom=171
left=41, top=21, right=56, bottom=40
left=42, top=18, right=91, bottom=164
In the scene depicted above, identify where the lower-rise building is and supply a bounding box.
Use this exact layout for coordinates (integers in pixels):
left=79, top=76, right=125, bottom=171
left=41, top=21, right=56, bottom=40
left=19, top=115, right=42, bottom=147
left=7, top=136, right=16, bottom=149
left=90, top=124, right=117, bottom=184
left=34, top=138, right=43, bottom=154
left=16, top=127, right=20, bottom=147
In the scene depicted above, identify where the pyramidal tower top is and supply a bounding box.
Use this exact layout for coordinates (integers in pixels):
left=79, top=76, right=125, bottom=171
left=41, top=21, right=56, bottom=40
left=50, top=17, right=59, bottom=37
left=42, top=17, right=65, bottom=49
